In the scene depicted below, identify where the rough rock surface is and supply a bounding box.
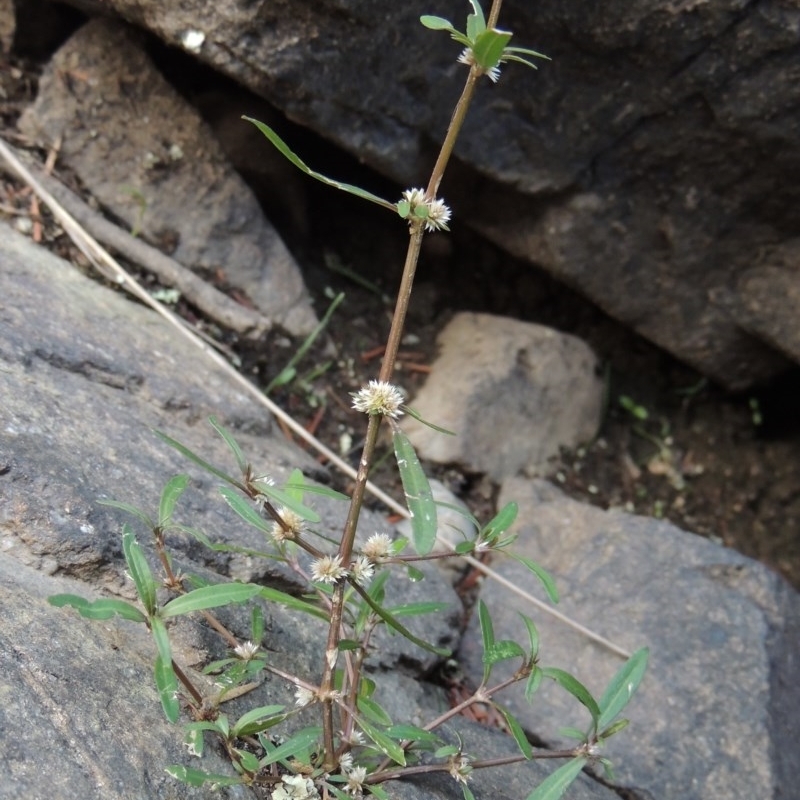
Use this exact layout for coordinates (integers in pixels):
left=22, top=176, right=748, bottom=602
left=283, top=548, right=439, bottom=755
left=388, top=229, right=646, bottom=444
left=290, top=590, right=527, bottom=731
left=17, top=17, right=317, bottom=335
left=460, top=478, right=800, bottom=800
left=0, top=222, right=490, bottom=798
left=54, top=0, right=800, bottom=389
left=402, top=312, right=604, bottom=480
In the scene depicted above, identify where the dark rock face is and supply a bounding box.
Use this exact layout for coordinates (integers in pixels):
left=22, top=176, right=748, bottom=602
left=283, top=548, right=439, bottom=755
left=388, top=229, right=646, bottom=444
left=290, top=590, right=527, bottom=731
left=51, top=0, right=800, bottom=388
left=459, top=477, right=800, bottom=800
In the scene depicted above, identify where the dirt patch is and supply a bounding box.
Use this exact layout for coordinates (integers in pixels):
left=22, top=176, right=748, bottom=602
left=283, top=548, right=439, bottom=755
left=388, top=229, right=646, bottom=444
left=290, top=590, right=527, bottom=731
left=3, top=34, right=799, bottom=592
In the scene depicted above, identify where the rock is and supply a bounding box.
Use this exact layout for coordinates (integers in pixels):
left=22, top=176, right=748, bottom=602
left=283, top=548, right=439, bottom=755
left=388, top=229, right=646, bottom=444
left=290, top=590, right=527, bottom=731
left=0, top=222, right=465, bottom=794
left=50, top=0, right=800, bottom=388
left=459, top=477, right=800, bottom=800
left=17, top=17, right=317, bottom=336
left=402, top=312, right=604, bottom=480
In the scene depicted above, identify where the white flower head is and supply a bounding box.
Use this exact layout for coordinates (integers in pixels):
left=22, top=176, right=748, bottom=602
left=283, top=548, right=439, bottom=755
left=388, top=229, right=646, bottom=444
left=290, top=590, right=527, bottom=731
left=424, top=198, right=451, bottom=232
left=338, top=752, right=354, bottom=773
left=362, top=532, right=393, bottom=560
left=399, top=188, right=451, bottom=232
left=271, top=506, right=305, bottom=543
left=350, top=555, right=375, bottom=586
left=346, top=765, right=367, bottom=795
left=458, top=47, right=502, bottom=82
left=351, top=380, right=405, bottom=419
left=310, top=554, right=348, bottom=584
left=233, top=640, right=260, bottom=661
left=294, top=686, right=316, bottom=708
left=448, top=754, right=473, bottom=785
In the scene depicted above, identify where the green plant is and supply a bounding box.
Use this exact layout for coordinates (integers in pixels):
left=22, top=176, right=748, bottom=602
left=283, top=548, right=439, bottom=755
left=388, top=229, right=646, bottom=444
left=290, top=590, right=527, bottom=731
left=49, top=3, right=647, bottom=798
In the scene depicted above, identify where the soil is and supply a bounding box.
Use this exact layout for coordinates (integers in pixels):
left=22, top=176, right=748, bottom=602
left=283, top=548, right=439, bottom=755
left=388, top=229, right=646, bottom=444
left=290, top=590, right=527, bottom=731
left=2, top=29, right=799, bottom=593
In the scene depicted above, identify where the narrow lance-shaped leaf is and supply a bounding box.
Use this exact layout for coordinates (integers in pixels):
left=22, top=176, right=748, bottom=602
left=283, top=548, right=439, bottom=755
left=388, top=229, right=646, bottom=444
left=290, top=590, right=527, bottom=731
left=154, top=430, right=242, bottom=489
left=390, top=421, right=437, bottom=555
left=243, top=118, right=396, bottom=212
left=356, top=718, right=407, bottom=766
left=159, top=474, right=189, bottom=527
left=494, top=704, right=533, bottom=759
left=97, top=499, right=154, bottom=529
left=208, top=416, right=248, bottom=475
left=259, top=727, right=322, bottom=767
left=252, top=481, right=321, bottom=523
left=219, top=486, right=272, bottom=534
left=48, top=594, right=148, bottom=624
left=541, top=667, right=600, bottom=732
left=232, top=705, right=286, bottom=738
left=508, top=552, right=559, bottom=604
left=525, top=756, right=588, bottom=800
left=154, top=652, right=180, bottom=723
left=161, top=582, right=262, bottom=618
left=122, top=525, right=157, bottom=616
left=597, top=646, right=649, bottom=730
left=477, top=599, right=495, bottom=683
left=481, top=501, right=518, bottom=543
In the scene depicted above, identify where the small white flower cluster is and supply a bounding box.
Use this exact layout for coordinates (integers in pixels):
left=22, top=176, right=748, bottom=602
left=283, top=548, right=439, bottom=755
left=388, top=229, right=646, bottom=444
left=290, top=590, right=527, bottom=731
left=233, top=640, right=260, bottom=662
left=351, top=380, right=405, bottom=419
left=310, top=554, right=348, bottom=585
left=448, top=754, right=473, bottom=785
left=294, top=686, right=316, bottom=708
left=400, top=188, right=452, bottom=232
left=271, top=505, right=305, bottom=544
left=362, top=532, right=393, bottom=560
left=458, top=47, right=502, bottom=82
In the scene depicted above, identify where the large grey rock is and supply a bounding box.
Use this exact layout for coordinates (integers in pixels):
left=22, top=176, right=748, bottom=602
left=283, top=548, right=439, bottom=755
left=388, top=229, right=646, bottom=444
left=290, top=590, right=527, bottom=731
left=460, top=478, right=800, bottom=800
left=0, top=223, right=470, bottom=796
left=52, top=0, right=800, bottom=388
left=17, top=17, right=317, bottom=335
left=402, top=312, right=604, bottom=480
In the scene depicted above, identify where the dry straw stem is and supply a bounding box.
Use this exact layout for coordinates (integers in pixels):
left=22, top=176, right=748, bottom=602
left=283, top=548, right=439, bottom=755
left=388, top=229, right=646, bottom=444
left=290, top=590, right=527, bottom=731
left=0, top=133, right=629, bottom=660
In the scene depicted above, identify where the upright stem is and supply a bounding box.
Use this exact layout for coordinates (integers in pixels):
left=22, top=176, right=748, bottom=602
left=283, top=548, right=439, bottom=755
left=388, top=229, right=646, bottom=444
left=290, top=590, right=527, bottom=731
left=319, top=0, right=505, bottom=766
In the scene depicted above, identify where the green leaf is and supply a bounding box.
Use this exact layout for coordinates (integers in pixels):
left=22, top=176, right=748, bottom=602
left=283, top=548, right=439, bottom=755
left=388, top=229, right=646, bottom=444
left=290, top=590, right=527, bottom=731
left=519, top=614, right=540, bottom=660
left=466, top=4, right=486, bottom=42
left=259, top=727, right=322, bottom=767
left=366, top=786, right=391, bottom=800
left=252, top=481, right=321, bottom=523
left=150, top=615, right=172, bottom=666
left=348, top=578, right=451, bottom=657
left=525, top=757, right=588, bottom=800
left=472, top=28, right=513, bottom=71
left=508, top=553, right=559, bottom=604
left=233, top=748, right=260, bottom=773
left=495, top=704, right=532, bottom=759
left=386, top=601, right=449, bottom=618
left=97, top=499, right=153, bottom=529
left=232, top=705, right=286, bottom=737
left=283, top=482, right=351, bottom=504
left=397, top=199, right=411, bottom=218
left=219, top=486, right=272, bottom=533
left=357, top=718, right=406, bottom=766
left=47, top=594, right=147, bottom=624
left=259, top=586, right=330, bottom=622
left=154, top=653, right=179, bottom=723
left=597, top=647, right=649, bottom=730
left=165, top=765, right=243, bottom=788
left=484, top=639, right=527, bottom=667
left=391, top=423, right=437, bottom=555
left=251, top=605, right=265, bottom=643
left=244, top=118, right=396, bottom=212
left=208, top=416, right=248, bottom=474
left=154, top=430, right=242, bottom=488
left=525, top=665, right=543, bottom=703
left=159, top=474, right=189, bottom=527
left=122, top=525, right=157, bottom=616
left=402, top=405, right=457, bottom=435
left=477, top=599, right=494, bottom=683
left=161, top=582, right=261, bottom=618
left=385, top=724, right=441, bottom=744
left=541, top=668, right=600, bottom=731
left=482, top=501, right=518, bottom=543
left=357, top=696, right=393, bottom=727
left=420, top=14, right=456, bottom=31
